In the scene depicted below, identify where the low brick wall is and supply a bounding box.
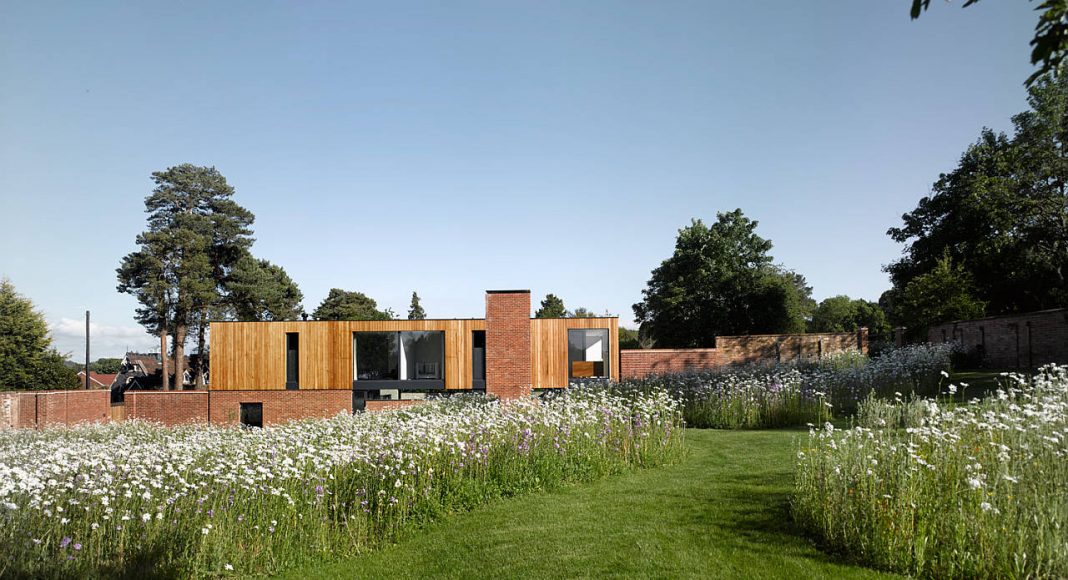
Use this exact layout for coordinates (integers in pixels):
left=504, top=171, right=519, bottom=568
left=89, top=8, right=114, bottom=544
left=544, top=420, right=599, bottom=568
left=928, top=308, right=1068, bottom=369
left=364, top=399, right=425, bottom=412
left=620, top=349, right=722, bottom=379
left=619, top=330, right=866, bottom=379
left=209, top=390, right=352, bottom=426
left=126, top=391, right=209, bottom=426
left=0, top=390, right=110, bottom=429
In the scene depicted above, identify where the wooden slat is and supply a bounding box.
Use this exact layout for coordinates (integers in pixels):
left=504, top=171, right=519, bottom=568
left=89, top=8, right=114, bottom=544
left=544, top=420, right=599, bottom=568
left=209, top=317, right=617, bottom=392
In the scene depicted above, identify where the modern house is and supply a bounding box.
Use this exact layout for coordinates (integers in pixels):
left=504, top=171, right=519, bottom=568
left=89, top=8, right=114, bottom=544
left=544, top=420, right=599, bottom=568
left=208, top=290, right=619, bottom=424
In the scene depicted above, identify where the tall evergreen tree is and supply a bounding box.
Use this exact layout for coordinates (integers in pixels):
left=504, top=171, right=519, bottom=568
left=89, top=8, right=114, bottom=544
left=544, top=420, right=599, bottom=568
left=225, top=255, right=304, bottom=321
left=118, top=164, right=254, bottom=389
left=535, top=294, right=567, bottom=318
left=407, top=292, right=426, bottom=320
left=0, top=279, right=78, bottom=390
left=313, top=289, right=393, bottom=321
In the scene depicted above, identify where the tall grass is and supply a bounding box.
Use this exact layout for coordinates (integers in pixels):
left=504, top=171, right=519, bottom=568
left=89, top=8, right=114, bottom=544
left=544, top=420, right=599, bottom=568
left=0, top=390, right=683, bottom=578
left=604, top=344, right=955, bottom=429
left=793, top=364, right=1068, bottom=578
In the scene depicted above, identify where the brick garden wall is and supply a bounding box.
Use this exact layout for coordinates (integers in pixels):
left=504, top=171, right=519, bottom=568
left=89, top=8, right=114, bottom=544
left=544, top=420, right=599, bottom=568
left=928, top=308, right=1068, bottom=369
left=620, top=349, right=722, bottom=379
left=619, top=330, right=867, bottom=380
left=126, top=391, right=209, bottom=426
left=208, top=390, right=352, bottom=426
left=485, top=291, right=532, bottom=400
left=0, top=390, right=110, bottom=429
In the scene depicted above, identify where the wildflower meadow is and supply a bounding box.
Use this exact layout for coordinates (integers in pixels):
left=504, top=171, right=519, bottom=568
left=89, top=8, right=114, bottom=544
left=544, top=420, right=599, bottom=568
left=605, top=344, right=956, bottom=429
left=793, top=364, right=1068, bottom=578
left=0, top=390, right=683, bottom=578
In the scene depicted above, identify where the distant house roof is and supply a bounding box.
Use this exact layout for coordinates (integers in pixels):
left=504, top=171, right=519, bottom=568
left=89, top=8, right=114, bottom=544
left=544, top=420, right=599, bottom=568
left=125, top=352, right=162, bottom=376
left=76, top=371, right=118, bottom=389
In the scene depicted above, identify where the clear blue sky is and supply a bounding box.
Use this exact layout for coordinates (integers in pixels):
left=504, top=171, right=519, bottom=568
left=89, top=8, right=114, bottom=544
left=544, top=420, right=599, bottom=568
left=0, top=1, right=1037, bottom=357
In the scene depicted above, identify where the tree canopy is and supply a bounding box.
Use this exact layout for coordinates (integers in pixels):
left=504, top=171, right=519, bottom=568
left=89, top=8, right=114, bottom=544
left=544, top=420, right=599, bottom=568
left=407, top=292, right=426, bottom=320
left=89, top=358, right=123, bottom=374
left=313, top=289, right=393, bottom=321
left=810, top=295, right=892, bottom=345
left=633, top=210, right=811, bottom=348
left=886, top=75, right=1068, bottom=332
left=225, top=255, right=304, bottom=321
left=117, top=164, right=303, bottom=387
left=535, top=294, right=567, bottom=318
left=0, top=279, right=78, bottom=391
left=910, top=0, right=1068, bottom=86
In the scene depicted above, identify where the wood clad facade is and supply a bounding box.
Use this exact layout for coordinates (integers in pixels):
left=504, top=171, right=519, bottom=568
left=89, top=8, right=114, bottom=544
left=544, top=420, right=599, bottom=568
left=530, top=318, right=620, bottom=390
left=210, top=317, right=618, bottom=391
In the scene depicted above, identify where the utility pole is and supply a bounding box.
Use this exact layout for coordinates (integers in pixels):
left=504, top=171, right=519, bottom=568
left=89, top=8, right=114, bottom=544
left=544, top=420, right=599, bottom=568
left=84, top=310, right=90, bottom=390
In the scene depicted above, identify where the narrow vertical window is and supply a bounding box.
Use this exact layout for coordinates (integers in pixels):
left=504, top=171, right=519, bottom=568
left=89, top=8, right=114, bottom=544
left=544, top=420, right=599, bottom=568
left=285, top=332, right=299, bottom=390
left=240, top=402, right=263, bottom=429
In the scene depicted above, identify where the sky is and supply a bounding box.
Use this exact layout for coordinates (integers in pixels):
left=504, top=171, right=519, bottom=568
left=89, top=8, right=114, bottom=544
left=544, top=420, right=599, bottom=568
left=0, top=1, right=1038, bottom=358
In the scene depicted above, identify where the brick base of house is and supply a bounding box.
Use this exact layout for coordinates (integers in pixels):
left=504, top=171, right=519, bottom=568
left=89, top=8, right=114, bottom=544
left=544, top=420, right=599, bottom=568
left=208, top=390, right=352, bottom=426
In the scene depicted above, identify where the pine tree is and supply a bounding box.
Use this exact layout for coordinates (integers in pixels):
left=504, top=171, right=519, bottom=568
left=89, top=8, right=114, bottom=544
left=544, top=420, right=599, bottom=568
left=407, top=292, right=426, bottom=320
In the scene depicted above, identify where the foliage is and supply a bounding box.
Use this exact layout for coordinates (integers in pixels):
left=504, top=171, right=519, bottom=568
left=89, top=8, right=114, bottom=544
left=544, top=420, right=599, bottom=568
left=88, top=358, right=123, bottom=374
left=619, top=327, right=640, bottom=349
left=569, top=307, right=595, bottom=318
left=407, top=292, right=426, bottom=320
left=886, top=75, right=1068, bottom=330
left=0, top=279, right=78, bottom=391
left=633, top=210, right=811, bottom=347
left=534, top=294, right=567, bottom=318
left=117, top=164, right=256, bottom=387
left=603, top=344, right=955, bottom=428
left=794, top=365, right=1068, bottom=578
left=286, top=430, right=897, bottom=580
left=811, top=295, right=892, bottom=345
left=312, top=289, right=393, bottom=321
left=225, top=255, right=304, bottom=321
left=0, top=391, right=682, bottom=578
left=893, top=255, right=987, bottom=338
left=910, top=0, right=1068, bottom=87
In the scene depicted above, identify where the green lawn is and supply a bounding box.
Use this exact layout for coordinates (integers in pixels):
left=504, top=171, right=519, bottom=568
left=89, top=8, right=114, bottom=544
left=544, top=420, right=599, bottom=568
left=276, top=430, right=899, bottom=579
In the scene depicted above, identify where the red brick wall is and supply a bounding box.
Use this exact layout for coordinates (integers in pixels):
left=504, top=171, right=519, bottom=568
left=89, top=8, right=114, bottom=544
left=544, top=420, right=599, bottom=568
left=0, top=391, right=110, bottom=428
left=365, top=399, right=425, bottom=412
left=208, top=390, right=352, bottom=426
left=485, top=291, right=532, bottom=399
left=126, top=391, right=209, bottom=425
left=928, top=308, right=1068, bottom=369
left=620, top=349, right=722, bottom=379
left=619, top=331, right=865, bottom=379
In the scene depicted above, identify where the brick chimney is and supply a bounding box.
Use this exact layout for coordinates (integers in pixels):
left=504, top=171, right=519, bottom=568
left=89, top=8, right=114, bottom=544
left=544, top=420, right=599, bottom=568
left=485, top=290, right=532, bottom=400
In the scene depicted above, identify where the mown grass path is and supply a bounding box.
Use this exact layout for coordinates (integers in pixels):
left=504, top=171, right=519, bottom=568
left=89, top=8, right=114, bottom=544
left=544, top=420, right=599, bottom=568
left=278, top=429, right=899, bottom=579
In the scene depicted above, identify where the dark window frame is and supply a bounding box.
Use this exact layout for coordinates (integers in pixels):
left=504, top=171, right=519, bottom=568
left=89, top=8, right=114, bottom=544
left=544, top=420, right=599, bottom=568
left=285, top=332, right=299, bottom=390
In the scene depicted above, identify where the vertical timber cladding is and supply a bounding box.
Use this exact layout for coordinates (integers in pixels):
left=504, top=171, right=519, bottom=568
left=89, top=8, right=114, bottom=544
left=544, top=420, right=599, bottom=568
left=530, top=317, right=620, bottom=389
left=209, top=319, right=487, bottom=391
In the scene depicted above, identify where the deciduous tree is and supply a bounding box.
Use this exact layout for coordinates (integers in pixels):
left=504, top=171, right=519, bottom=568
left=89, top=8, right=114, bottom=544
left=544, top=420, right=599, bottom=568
left=633, top=210, right=809, bottom=347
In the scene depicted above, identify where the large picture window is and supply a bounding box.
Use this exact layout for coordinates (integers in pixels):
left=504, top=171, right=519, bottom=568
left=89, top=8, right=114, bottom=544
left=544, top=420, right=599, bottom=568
left=568, top=328, right=610, bottom=380
left=354, top=331, right=445, bottom=388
